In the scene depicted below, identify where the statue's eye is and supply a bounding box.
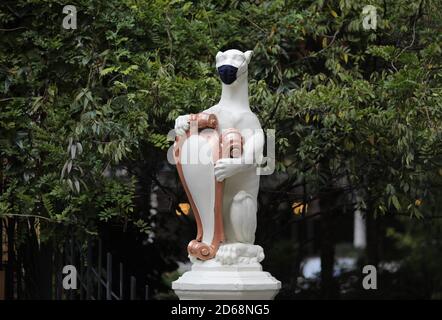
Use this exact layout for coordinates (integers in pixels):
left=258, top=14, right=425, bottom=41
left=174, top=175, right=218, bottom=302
left=234, top=56, right=245, bottom=63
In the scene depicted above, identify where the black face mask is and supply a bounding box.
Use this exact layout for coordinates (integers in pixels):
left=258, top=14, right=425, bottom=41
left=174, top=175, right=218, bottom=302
left=218, top=65, right=238, bottom=85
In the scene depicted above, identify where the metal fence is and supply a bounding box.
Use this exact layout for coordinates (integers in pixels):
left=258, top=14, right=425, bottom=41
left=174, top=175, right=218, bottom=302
left=55, top=237, right=149, bottom=300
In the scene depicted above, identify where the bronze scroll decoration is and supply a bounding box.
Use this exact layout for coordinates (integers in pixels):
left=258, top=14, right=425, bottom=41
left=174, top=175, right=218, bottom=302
left=173, top=113, right=243, bottom=261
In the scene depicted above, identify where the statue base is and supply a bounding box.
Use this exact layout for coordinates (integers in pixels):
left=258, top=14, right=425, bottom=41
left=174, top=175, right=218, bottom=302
left=172, top=259, right=281, bottom=300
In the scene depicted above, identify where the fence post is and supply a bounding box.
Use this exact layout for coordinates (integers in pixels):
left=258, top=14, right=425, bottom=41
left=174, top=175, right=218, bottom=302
left=145, top=284, right=149, bottom=300
left=106, top=253, right=112, bottom=300
left=97, top=239, right=102, bottom=300
left=130, top=276, right=136, bottom=300
left=86, top=240, right=92, bottom=300
left=55, top=250, right=62, bottom=300
left=69, top=237, right=74, bottom=300
left=79, top=248, right=84, bottom=300
left=119, top=263, right=123, bottom=300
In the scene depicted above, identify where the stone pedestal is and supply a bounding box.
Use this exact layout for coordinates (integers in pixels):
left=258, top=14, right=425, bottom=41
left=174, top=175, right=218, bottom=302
left=172, top=259, right=281, bottom=300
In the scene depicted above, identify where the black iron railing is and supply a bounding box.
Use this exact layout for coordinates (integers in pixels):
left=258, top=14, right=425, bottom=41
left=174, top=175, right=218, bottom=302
left=55, top=237, right=149, bottom=300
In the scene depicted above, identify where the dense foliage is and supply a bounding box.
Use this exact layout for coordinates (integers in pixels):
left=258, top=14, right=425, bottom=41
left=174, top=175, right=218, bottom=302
left=1, top=0, right=441, bottom=299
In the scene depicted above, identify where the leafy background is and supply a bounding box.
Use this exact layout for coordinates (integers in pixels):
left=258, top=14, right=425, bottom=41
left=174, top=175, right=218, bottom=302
left=1, top=0, right=441, bottom=299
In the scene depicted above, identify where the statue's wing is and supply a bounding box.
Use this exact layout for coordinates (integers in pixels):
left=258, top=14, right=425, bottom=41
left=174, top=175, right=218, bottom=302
left=174, top=115, right=224, bottom=260
left=174, top=114, right=243, bottom=261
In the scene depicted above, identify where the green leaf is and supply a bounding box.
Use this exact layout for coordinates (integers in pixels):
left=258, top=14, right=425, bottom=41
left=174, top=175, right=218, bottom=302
left=391, top=195, right=401, bottom=210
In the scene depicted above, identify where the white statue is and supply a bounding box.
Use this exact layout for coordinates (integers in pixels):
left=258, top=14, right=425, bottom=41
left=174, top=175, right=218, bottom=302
left=174, top=49, right=264, bottom=265
left=172, top=49, right=280, bottom=300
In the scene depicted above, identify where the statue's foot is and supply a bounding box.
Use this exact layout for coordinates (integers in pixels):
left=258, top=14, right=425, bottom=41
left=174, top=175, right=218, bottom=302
left=215, top=243, right=265, bottom=265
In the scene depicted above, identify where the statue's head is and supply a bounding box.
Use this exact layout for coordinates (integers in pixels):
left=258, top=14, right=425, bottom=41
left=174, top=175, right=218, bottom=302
left=216, top=49, right=253, bottom=85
